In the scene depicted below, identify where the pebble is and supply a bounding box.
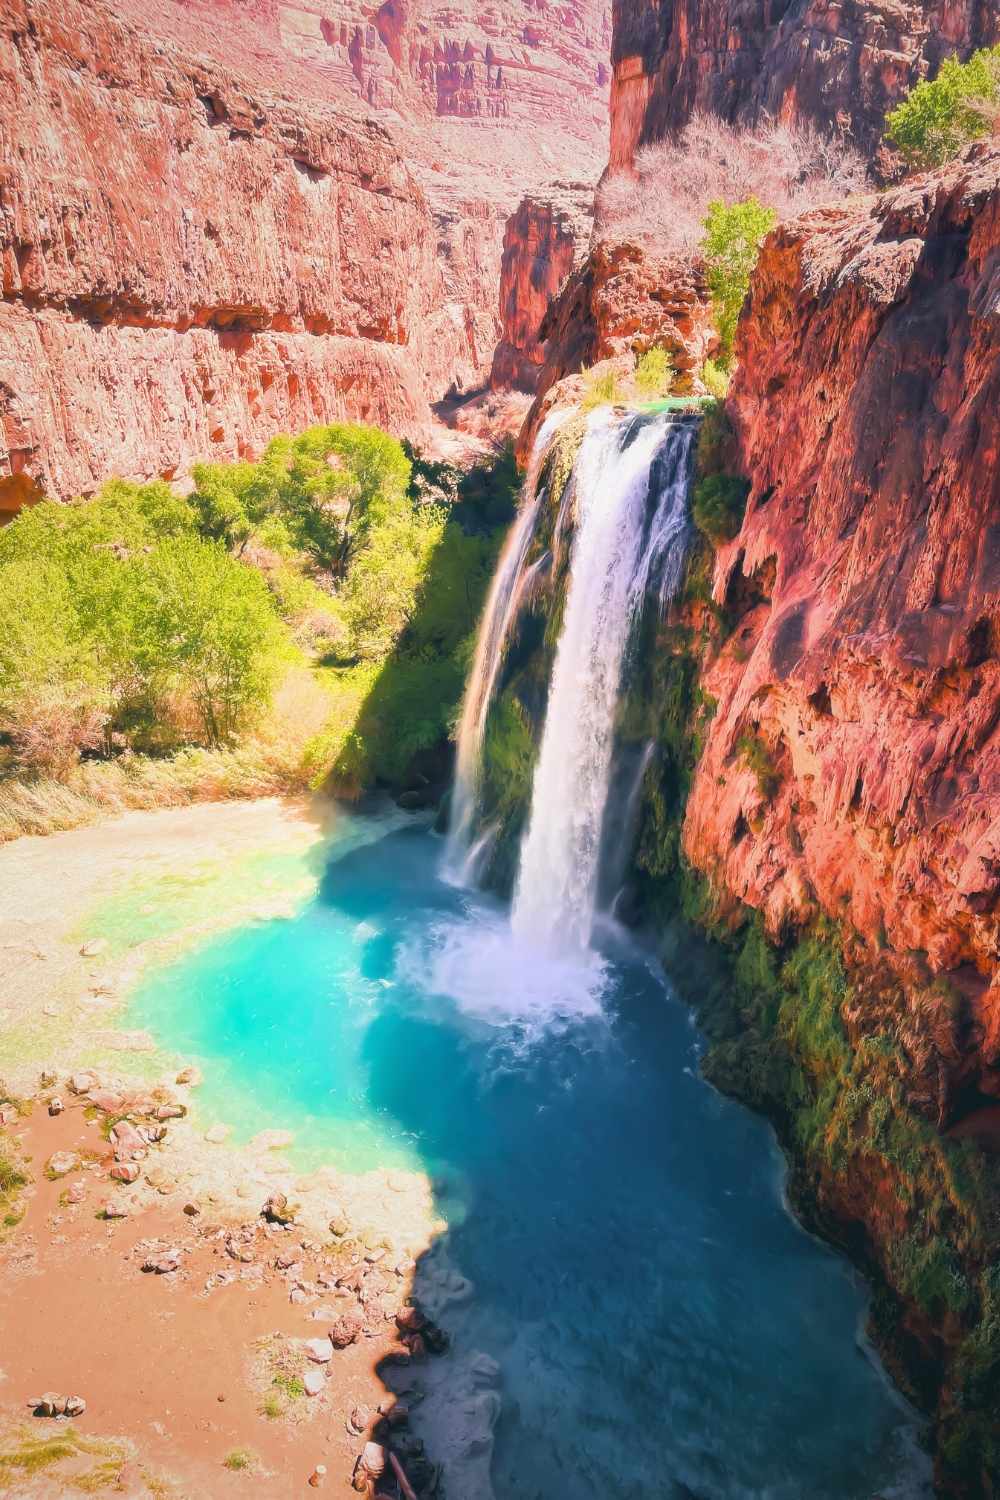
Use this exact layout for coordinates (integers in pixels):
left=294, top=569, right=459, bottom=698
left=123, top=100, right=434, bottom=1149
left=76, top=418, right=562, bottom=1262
left=302, top=1369, right=325, bottom=1398
left=204, top=1123, right=230, bottom=1144
left=46, top=1151, right=79, bottom=1178
left=304, top=1337, right=333, bottom=1363
left=142, top=1248, right=181, bottom=1275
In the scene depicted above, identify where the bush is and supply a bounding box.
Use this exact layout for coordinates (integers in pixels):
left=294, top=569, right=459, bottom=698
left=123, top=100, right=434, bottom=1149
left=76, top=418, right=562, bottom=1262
left=886, top=47, right=1000, bottom=169
left=595, top=112, right=868, bottom=255
left=635, top=347, right=675, bottom=400
left=581, top=367, right=622, bottom=411
left=700, top=359, right=731, bottom=399
left=701, top=197, right=777, bottom=363
left=692, top=473, right=750, bottom=545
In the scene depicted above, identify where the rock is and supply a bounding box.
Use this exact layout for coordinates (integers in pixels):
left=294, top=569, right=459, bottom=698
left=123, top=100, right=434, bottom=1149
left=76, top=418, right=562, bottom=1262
left=30, top=1392, right=67, bottom=1417
left=39, top=1070, right=57, bottom=1087
left=175, top=1066, right=201, bottom=1086
left=153, top=1103, right=186, bottom=1121
left=79, top=939, right=107, bottom=958
left=361, top=1442, right=387, bottom=1479
left=142, top=1248, right=181, bottom=1274
left=303, top=1369, right=325, bottom=1398
left=347, top=1404, right=372, bottom=1435
left=110, top=1121, right=147, bottom=1161
left=251, top=1129, right=294, bottom=1152
left=0, top=1103, right=18, bottom=1126
left=308, top=1464, right=327, bottom=1487
left=225, top=1237, right=254, bottom=1264
left=183, top=1201, right=201, bottom=1216
left=274, top=1251, right=298, bottom=1271
left=100, top=1198, right=129, bottom=1218
left=47, top=1096, right=64, bottom=1117
left=328, top=1212, right=350, bottom=1238
left=86, top=1090, right=124, bottom=1114
left=65, top=1180, right=87, bottom=1204
left=64, top=1395, right=86, bottom=1417
left=395, top=1306, right=427, bottom=1334
left=46, top=1151, right=78, bottom=1177
left=262, top=1193, right=296, bottom=1225
left=304, top=1337, right=333, bottom=1363
left=142, top=1123, right=168, bottom=1144
left=364, top=1248, right=386, bottom=1265
left=289, top=1288, right=307, bottom=1305
left=68, top=1072, right=98, bottom=1095
left=110, top=1162, right=140, bottom=1184
left=329, top=1311, right=364, bottom=1349
left=204, top=1124, right=230, bottom=1145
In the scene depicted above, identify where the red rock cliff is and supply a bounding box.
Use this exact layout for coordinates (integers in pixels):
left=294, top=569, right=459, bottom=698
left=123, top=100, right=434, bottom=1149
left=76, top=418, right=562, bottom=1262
left=489, top=188, right=594, bottom=393
left=685, top=142, right=1000, bottom=1115
left=609, top=0, right=1000, bottom=170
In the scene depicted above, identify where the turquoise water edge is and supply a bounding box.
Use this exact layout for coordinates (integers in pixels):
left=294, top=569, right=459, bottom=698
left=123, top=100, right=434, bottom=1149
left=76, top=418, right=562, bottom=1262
left=125, top=813, right=927, bottom=1499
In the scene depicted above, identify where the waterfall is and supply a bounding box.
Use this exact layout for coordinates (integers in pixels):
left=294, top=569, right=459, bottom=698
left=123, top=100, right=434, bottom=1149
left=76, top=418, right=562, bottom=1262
left=443, top=409, right=566, bottom=878
left=511, top=412, right=693, bottom=953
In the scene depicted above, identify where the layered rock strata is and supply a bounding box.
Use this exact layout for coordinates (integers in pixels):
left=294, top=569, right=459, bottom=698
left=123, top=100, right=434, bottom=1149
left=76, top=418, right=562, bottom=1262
left=609, top=0, right=1000, bottom=171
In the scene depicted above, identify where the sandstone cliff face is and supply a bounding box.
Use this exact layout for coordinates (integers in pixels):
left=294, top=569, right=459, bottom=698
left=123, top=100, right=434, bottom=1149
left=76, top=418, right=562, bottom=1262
left=489, top=188, right=594, bottom=393
left=516, top=238, right=716, bottom=459
left=609, top=0, right=1000, bottom=171
left=685, top=142, right=1000, bottom=1117
left=0, top=0, right=611, bottom=504
left=0, top=0, right=454, bottom=501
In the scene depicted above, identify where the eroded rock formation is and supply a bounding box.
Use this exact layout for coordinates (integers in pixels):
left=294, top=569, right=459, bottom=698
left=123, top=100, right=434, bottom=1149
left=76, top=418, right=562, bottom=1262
left=489, top=188, right=594, bottom=393
left=0, top=0, right=610, bottom=503
left=688, top=142, right=1000, bottom=1108
left=609, top=0, right=1000, bottom=171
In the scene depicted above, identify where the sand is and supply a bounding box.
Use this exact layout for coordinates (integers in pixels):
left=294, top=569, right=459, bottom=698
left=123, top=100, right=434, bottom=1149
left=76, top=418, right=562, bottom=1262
left=0, top=799, right=442, bottom=1497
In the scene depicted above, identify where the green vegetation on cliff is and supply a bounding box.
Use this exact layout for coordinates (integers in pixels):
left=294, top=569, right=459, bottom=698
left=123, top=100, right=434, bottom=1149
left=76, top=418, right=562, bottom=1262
left=886, top=47, right=1000, bottom=169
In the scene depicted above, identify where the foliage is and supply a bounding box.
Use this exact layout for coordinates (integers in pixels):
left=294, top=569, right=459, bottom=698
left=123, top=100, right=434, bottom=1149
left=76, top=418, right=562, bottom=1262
left=885, top=47, right=1000, bottom=169
left=580, top=367, right=622, bottom=411
left=222, top=1449, right=255, bottom=1472
left=700, top=359, right=731, bottom=400
left=736, top=732, right=781, bottom=800
left=692, top=473, right=750, bottom=546
left=701, top=197, right=777, bottom=363
left=634, top=346, right=675, bottom=401
left=0, top=1130, right=27, bottom=1231
left=252, top=424, right=411, bottom=576
left=595, top=111, right=868, bottom=256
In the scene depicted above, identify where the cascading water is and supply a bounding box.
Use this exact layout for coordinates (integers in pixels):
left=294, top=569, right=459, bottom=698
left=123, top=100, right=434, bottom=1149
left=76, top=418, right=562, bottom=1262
left=443, top=409, right=566, bottom=879
left=511, top=411, right=693, bottom=952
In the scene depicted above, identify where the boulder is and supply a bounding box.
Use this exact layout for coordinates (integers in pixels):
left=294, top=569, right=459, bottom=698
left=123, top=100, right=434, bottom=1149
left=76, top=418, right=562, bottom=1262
left=46, top=1151, right=78, bottom=1178
left=304, top=1337, right=333, bottom=1363
left=329, top=1311, right=365, bottom=1349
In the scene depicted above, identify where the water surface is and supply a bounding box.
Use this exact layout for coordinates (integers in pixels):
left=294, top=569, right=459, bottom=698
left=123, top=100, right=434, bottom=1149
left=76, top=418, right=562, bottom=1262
left=128, top=820, right=926, bottom=1499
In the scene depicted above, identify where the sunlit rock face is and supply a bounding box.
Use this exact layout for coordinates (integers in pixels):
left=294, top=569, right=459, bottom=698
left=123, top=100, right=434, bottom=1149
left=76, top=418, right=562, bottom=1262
left=489, top=190, right=594, bottom=394
left=0, top=0, right=610, bottom=500
left=608, top=0, right=1000, bottom=172
left=686, top=143, right=1000, bottom=1113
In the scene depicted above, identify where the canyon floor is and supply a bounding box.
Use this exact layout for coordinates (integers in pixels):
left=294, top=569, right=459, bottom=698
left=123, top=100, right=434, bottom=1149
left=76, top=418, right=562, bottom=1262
left=0, top=800, right=442, bottom=1497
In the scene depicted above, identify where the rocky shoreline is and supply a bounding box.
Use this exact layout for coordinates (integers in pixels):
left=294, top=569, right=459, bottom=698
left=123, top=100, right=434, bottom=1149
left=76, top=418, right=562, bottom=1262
left=0, top=798, right=459, bottom=1496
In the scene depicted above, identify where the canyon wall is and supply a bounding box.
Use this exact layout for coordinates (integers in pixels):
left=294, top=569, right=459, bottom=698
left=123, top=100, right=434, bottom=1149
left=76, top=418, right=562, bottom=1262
left=489, top=188, right=594, bottom=393
left=609, top=0, right=1000, bottom=171
left=689, top=143, right=1000, bottom=1108
left=0, top=0, right=610, bottom=504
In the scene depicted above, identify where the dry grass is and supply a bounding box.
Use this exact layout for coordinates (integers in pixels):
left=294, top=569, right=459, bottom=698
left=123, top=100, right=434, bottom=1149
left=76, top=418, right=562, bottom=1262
left=596, top=112, right=870, bottom=255
left=0, top=664, right=336, bottom=844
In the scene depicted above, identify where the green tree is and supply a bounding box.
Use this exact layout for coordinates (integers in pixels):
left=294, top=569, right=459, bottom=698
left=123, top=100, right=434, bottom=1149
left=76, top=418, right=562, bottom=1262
left=138, top=537, right=282, bottom=744
left=262, top=424, right=412, bottom=576
left=886, top=48, right=1000, bottom=169
left=701, top=197, right=777, bottom=365
left=188, top=461, right=284, bottom=554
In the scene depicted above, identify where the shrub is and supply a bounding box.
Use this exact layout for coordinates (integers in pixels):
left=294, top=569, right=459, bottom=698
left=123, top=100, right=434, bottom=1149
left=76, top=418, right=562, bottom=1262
left=701, top=197, right=777, bottom=363
left=580, top=367, right=622, bottom=411
left=886, top=47, right=1000, bottom=169
left=634, top=346, right=675, bottom=400
left=692, top=473, right=750, bottom=545
left=700, top=359, right=731, bottom=399
left=736, top=732, right=781, bottom=800
left=595, top=112, right=868, bottom=255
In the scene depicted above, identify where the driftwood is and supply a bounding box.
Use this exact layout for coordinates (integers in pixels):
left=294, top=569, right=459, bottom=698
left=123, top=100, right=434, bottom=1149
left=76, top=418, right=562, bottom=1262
left=389, top=1452, right=419, bottom=1500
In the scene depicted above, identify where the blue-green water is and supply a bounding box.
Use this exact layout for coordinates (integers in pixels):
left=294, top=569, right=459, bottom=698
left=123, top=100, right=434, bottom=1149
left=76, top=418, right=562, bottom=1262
left=129, top=818, right=926, bottom=1499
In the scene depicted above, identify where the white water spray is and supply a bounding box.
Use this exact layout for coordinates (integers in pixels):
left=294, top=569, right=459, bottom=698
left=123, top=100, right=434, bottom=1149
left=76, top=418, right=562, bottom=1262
left=511, top=412, right=693, bottom=952
left=443, top=410, right=566, bottom=878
